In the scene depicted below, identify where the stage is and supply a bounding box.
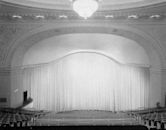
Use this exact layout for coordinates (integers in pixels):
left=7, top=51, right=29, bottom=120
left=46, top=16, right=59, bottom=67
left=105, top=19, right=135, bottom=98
left=34, top=110, right=141, bottom=126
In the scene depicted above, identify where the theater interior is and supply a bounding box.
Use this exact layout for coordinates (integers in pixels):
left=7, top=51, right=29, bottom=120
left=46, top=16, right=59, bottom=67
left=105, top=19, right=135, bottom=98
left=1, top=0, right=166, bottom=130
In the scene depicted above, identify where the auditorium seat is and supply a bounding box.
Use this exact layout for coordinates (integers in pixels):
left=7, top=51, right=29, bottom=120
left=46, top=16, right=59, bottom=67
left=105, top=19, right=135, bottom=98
left=154, top=113, right=162, bottom=129
left=21, top=114, right=28, bottom=122
left=0, top=108, right=47, bottom=127
left=9, top=114, right=16, bottom=127
left=2, top=116, right=10, bottom=127
left=160, top=113, right=166, bottom=129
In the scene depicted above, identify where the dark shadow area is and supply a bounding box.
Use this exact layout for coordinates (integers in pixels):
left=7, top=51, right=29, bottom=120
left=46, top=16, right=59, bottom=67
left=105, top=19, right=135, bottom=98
left=0, top=126, right=148, bottom=130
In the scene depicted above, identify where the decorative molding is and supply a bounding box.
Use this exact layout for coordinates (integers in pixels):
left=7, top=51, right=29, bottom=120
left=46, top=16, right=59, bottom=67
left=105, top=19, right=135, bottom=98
left=0, top=12, right=165, bottom=22
left=0, top=1, right=166, bottom=22
left=0, top=24, right=43, bottom=67
left=150, top=68, right=166, bottom=74
left=0, top=1, right=165, bottom=68
left=1, top=0, right=166, bottom=11
left=4, top=23, right=164, bottom=69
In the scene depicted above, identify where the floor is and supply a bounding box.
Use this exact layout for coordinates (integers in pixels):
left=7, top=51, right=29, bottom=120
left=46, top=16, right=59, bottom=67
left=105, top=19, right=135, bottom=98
left=34, top=110, right=141, bottom=126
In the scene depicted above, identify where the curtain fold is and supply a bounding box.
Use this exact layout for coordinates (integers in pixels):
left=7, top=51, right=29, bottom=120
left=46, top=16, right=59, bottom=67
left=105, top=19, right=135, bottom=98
left=11, top=53, right=150, bottom=112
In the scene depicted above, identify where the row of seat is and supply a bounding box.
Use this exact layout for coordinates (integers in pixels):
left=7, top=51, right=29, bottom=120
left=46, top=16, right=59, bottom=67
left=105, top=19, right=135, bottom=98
left=129, top=110, right=166, bottom=129
left=0, top=108, right=48, bottom=127
left=0, top=112, right=33, bottom=127
left=141, top=113, right=162, bottom=128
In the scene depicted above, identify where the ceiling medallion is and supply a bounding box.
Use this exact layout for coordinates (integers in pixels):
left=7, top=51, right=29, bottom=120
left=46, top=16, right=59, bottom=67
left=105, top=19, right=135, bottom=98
left=70, top=0, right=100, bottom=19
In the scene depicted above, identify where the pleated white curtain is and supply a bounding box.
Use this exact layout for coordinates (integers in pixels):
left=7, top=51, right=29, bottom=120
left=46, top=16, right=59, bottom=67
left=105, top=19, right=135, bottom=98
left=11, top=53, right=150, bottom=112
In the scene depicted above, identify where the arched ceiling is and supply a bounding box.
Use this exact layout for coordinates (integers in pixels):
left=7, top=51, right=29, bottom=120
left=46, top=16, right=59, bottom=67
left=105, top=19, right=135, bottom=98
left=0, top=0, right=166, bottom=70
left=1, top=0, right=145, bottom=5
left=2, top=0, right=166, bottom=10
left=22, top=34, right=150, bottom=66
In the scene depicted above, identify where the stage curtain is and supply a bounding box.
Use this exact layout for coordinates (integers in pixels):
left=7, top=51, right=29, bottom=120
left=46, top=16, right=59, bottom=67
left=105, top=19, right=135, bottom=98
left=11, top=53, right=150, bottom=112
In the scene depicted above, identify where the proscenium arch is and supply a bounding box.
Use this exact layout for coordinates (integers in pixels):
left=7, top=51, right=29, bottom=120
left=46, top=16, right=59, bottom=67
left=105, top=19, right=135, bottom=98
left=22, top=50, right=151, bottom=68
left=7, top=24, right=165, bottom=70
left=22, top=33, right=150, bottom=67
left=8, top=23, right=165, bottom=107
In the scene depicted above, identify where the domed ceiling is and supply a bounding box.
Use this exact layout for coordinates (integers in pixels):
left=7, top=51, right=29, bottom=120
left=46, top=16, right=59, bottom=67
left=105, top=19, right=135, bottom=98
left=2, top=0, right=166, bottom=10
left=2, top=0, right=144, bottom=5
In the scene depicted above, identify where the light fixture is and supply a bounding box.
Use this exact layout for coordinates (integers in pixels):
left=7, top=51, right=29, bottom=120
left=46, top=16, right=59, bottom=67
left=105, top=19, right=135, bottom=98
left=128, top=15, right=138, bottom=19
left=12, top=15, right=22, bottom=19
left=59, top=15, right=68, bottom=19
left=71, top=0, right=99, bottom=19
left=35, top=15, right=45, bottom=19
left=150, top=14, right=161, bottom=19
left=105, top=15, right=114, bottom=19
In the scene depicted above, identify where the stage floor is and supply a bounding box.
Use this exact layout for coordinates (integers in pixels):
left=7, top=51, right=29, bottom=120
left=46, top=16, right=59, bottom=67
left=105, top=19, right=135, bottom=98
left=34, top=110, right=141, bottom=126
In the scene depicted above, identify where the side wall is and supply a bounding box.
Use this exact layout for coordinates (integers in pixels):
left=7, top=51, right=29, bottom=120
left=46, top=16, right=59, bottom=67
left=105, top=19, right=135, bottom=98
left=0, top=70, right=10, bottom=107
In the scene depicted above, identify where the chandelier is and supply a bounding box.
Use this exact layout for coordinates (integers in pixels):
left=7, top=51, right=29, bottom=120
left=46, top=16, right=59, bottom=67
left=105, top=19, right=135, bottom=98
left=71, top=0, right=99, bottom=19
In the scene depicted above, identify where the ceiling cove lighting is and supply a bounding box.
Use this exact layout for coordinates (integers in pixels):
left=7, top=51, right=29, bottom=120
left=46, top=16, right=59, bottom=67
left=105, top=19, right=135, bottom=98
left=71, top=0, right=99, bottom=19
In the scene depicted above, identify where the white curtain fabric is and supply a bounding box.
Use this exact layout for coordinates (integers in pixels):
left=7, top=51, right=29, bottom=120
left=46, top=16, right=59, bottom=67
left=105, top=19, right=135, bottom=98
left=11, top=53, right=150, bottom=112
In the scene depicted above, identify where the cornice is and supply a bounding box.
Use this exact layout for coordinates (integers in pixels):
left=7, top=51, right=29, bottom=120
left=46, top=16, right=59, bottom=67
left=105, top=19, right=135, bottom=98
left=150, top=68, right=166, bottom=74
left=1, top=0, right=166, bottom=11
left=0, top=66, right=166, bottom=74
left=0, top=1, right=166, bottom=22
left=101, top=0, right=166, bottom=11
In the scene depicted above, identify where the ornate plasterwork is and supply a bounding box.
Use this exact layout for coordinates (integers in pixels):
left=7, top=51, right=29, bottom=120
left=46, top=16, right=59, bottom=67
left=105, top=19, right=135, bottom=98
left=0, top=24, right=43, bottom=67
left=0, top=1, right=166, bottom=69
left=7, top=22, right=165, bottom=69
left=0, top=1, right=166, bottom=22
